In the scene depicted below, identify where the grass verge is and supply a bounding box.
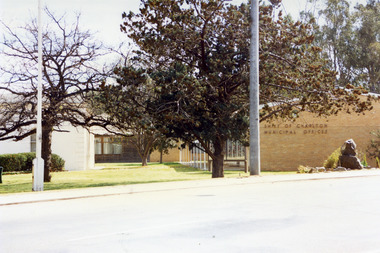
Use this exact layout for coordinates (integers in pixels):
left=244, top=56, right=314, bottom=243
left=0, top=163, right=295, bottom=194
left=0, top=163, right=238, bottom=194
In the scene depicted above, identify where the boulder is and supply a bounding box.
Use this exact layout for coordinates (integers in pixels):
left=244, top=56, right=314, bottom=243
left=339, top=155, right=363, bottom=170
left=341, top=139, right=357, bottom=156
left=339, top=139, right=363, bottom=170
left=334, top=166, right=347, bottom=172
left=312, top=167, right=326, bottom=173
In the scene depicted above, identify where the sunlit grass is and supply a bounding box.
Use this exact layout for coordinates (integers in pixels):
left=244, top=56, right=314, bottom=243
left=0, top=163, right=296, bottom=194
left=0, top=163, right=237, bottom=194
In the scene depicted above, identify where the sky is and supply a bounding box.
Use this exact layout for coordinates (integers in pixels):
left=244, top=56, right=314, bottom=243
left=0, top=0, right=368, bottom=52
left=0, top=0, right=321, bottom=47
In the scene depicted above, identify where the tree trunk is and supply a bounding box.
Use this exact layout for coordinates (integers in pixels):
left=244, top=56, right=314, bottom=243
left=159, top=150, right=163, bottom=164
left=212, top=138, right=225, bottom=178
left=141, top=155, right=148, bottom=166
left=42, top=125, right=53, bottom=182
left=131, top=132, right=155, bottom=167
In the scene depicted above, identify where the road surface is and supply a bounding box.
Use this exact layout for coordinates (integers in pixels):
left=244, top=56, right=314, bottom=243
left=1, top=173, right=380, bottom=252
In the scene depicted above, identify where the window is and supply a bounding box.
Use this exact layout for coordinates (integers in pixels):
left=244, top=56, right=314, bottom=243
left=226, top=140, right=245, bottom=159
left=95, top=136, right=123, bottom=155
left=95, top=137, right=102, bottom=155
left=31, top=134, right=36, bottom=152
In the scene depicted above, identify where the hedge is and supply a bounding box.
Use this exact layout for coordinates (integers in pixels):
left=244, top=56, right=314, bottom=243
left=0, top=152, right=65, bottom=172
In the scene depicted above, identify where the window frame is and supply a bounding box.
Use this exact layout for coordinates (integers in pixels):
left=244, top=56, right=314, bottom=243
left=95, top=135, right=123, bottom=155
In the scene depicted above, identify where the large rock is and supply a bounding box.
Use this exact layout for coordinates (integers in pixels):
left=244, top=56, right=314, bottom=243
left=340, top=155, right=363, bottom=170
left=339, top=139, right=363, bottom=170
left=341, top=139, right=357, bottom=156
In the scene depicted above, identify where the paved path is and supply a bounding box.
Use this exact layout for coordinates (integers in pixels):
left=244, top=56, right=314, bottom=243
left=1, top=169, right=380, bottom=252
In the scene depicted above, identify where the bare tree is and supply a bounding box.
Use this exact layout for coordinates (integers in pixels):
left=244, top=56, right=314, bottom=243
left=0, top=9, right=113, bottom=181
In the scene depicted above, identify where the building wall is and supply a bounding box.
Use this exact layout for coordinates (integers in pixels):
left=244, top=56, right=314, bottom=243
left=0, top=137, right=30, bottom=154
left=52, top=123, right=95, bottom=171
left=0, top=123, right=95, bottom=171
left=1, top=98, right=378, bottom=171
left=162, top=98, right=380, bottom=171
left=150, top=147, right=180, bottom=163
left=260, top=101, right=380, bottom=171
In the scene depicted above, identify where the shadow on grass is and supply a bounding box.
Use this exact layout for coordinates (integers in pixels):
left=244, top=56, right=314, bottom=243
left=0, top=183, right=33, bottom=194
left=168, top=164, right=212, bottom=174
left=98, top=162, right=210, bottom=172
left=97, top=162, right=162, bottom=168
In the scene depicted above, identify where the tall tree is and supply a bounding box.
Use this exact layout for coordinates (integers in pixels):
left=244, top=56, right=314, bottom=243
left=0, top=9, right=112, bottom=181
left=351, top=0, right=380, bottom=92
left=97, top=64, right=176, bottom=166
left=367, top=129, right=380, bottom=162
left=317, top=0, right=354, bottom=86
left=120, top=0, right=374, bottom=178
left=305, top=0, right=380, bottom=92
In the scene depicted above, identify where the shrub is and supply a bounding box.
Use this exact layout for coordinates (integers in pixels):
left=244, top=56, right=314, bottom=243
left=0, top=154, right=27, bottom=172
left=323, top=147, right=341, bottom=169
left=51, top=154, right=65, bottom=171
left=0, top=153, right=65, bottom=172
left=22, top=152, right=36, bottom=171
left=361, top=154, right=368, bottom=167
left=297, top=165, right=312, bottom=173
left=367, top=129, right=380, bottom=161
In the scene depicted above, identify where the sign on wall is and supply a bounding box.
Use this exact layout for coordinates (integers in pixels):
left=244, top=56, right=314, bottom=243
left=263, top=123, right=328, bottom=135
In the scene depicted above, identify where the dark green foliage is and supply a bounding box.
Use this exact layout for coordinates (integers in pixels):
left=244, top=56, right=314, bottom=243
left=23, top=152, right=36, bottom=171
left=97, top=65, right=178, bottom=167
left=0, top=154, right=27, bottom=172
left=307, top=0, right=380, bottom=92
left=119, top=0, right=375, bottom=177
left=51, top=154, right=65, bottom=172
left=0, top=153, right=65, bottom=173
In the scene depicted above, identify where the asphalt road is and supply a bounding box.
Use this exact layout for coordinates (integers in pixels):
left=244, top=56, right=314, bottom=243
left=1, top=173, right=380, bottom=253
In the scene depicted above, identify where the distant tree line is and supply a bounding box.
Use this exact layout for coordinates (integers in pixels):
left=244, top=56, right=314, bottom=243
left=301, top=0, right=380, bottom=93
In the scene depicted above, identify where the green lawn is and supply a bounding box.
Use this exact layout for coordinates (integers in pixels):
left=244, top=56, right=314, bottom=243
left=0, top=163, right=295, bottom=194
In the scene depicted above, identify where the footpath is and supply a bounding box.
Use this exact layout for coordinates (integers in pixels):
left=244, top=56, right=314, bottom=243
left=1, top=169, right=380, bottom=206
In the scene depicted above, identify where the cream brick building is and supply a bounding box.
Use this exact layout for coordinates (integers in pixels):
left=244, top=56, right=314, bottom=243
left=1, top=96, right=378, bottom=171
left=259, top=95, right=380, bottom=170
left=153, top=95, right=380, bottom=171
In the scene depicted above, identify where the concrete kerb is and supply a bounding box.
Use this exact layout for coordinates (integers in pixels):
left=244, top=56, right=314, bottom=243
left=1, top=169, right=380, bottom=206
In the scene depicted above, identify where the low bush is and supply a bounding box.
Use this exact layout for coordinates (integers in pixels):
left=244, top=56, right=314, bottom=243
left=297, top=165, right=312, bottom=173
left=0, top=153, right=65, bottom=172
left=51, top=154, right=65, bottom=171
left=23, top=152, right=36, bottom=171
left=361, top=154, right=368, bottom=167
left=0, top=154, right=27, bottom=172
left=323, top=147, right=341, bottom=169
